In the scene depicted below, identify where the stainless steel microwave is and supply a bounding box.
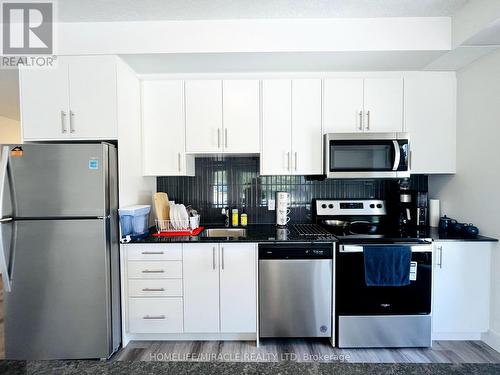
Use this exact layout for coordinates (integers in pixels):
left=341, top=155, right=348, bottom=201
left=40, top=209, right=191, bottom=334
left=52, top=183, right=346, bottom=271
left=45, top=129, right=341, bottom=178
left=324, top=133, right=410, bottom=178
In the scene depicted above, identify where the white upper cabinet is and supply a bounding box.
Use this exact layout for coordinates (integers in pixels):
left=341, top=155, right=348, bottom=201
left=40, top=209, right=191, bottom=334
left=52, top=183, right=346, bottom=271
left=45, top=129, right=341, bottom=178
left=363, top=78, right=404, bottom=132
left=20, top=55, right=118, bottom=141
left=323, top=78, right=364, bottom=133
left=291, top=79, right=323, bottom=175
left=219, top=243, right=257, bottom=333
left=323, top=77, right=403, bottom=133
left=185, top=80, right=223, bottom=153
left=20, top=60, right=70, bottom=141
left=261, top=80, right=293, bottom=175
left=432, top=241, right=492, bottom=337
left=141, top=80, right=194, bottom=176
left=405, top=72, right=456, bottom=174
left=222, top=80, right=260, bottom=153
left=65, top=55, right=118, bottom=139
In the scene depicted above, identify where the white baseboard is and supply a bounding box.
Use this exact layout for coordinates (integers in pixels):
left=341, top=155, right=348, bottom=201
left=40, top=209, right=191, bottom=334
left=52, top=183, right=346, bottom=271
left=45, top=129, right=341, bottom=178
left=432, top=332, right=482, bottom=341
left=482, top=329, right=500, bottom=353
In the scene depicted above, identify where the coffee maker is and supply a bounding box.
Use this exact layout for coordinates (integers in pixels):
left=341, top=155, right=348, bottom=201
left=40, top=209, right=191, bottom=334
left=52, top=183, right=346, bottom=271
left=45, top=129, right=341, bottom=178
left=396, top=179, right=428, bottom=231
left=413, top=191, right=428, bottom=228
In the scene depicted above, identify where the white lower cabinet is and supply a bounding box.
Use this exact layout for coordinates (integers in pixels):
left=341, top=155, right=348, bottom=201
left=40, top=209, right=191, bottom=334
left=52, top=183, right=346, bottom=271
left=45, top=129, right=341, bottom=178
left=122, top=242, right=257, bottom=340
left=129, top=297, right=184, bottom=334
left=432, top=241, right=492, bottom=338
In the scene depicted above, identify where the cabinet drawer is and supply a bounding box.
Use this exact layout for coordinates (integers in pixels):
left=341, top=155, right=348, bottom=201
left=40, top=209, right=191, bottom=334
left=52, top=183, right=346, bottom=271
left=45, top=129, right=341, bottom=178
left=127, top=261, right=182, bottom=279
left=128, top=279, right=183, bottom=297
left=128, top=297, right=183, bottom=333
left=127, top=244, right=182, bottom=261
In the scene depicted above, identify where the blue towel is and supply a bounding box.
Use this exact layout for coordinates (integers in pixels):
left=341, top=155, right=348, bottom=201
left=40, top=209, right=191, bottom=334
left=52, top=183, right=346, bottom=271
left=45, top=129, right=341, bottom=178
left=363, top=246, right=412, bottom=287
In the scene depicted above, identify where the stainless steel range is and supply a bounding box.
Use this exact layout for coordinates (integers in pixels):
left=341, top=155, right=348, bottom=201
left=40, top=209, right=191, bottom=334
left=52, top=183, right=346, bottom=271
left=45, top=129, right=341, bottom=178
left=313, top=199, right=433, bottom=348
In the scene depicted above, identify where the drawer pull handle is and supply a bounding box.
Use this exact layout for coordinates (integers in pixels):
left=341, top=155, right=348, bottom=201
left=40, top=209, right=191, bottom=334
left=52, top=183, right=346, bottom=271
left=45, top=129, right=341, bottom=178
left=141, top=251, right=164, bottom=255
left=142, top=288, right=165, bottom=292
left=142, top=270, right=165, bottom=273
left=143, top=315, right=166, bottom=320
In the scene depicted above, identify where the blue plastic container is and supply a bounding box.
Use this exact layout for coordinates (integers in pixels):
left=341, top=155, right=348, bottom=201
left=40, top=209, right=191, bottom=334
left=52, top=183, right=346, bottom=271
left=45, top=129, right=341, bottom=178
left=119, top=205, right=151, bottom=237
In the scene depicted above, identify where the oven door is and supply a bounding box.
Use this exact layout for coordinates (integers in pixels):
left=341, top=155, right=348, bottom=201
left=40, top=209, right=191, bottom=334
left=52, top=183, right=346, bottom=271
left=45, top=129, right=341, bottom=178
left=336, top=243, right=432, bottom=315
left=324, top=133, right=410, bottom=178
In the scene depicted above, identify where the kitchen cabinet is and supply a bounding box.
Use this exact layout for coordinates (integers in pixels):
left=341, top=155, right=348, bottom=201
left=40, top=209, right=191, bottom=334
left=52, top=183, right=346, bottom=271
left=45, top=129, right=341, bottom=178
left=20, top=55, right=118, bottom=141
left=185, top=80, right=260, bottom=154
left=261, top=79, right=323, bottom=175
left=141, top=80, right=194, bottom=176
left=222, top=80, right=260, bottom=153
left=183, top=243, right=220, bottom=333
left=183, top=243, right=257, bottom=334
left=219, top=243, right=257, bottom=333
left=432, top=241, right=492, bottom=338
left=185, top=80, right=223, bottom=153
left=405, top=72, right=456, bottom=174
left=323, top=77, right=403, bottom=133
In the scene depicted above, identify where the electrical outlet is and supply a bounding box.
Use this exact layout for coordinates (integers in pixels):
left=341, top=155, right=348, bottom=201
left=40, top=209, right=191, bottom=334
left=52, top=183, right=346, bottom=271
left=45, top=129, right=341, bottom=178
left=268, top=199, right=276, bottom=211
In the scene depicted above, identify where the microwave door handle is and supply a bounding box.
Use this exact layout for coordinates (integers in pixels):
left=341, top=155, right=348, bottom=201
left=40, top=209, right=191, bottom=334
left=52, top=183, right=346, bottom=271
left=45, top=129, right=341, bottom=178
left=392, top=141, right=401, bottom=171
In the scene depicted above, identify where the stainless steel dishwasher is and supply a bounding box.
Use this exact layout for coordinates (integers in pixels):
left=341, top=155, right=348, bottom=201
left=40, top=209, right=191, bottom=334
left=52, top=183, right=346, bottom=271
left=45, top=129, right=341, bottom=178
left=259, top=243, right=333, bottom=338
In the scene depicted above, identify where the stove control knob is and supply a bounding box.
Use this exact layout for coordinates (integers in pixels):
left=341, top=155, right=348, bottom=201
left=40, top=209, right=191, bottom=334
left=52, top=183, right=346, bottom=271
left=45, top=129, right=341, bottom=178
left=328, top=204, right=334, bottom=209
left=321, top=204, right=327, bottom=209
left=376, top=204, right=383, bottom=208
left=370, top=204, right=375, bottom=208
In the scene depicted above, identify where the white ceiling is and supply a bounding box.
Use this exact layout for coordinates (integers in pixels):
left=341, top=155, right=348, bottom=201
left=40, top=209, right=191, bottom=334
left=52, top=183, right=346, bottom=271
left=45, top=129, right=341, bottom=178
left=57, top=0, right=469, bottom=22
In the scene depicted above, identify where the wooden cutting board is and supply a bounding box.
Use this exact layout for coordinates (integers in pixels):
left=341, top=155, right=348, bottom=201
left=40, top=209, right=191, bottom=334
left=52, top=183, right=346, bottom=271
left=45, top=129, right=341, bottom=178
left=153, top=192, right=170, bottom=221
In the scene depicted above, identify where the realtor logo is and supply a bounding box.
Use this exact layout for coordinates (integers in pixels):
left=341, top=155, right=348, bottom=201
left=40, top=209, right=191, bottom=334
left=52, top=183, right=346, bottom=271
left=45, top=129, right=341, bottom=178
left=2, top=2, right=53, bottom=55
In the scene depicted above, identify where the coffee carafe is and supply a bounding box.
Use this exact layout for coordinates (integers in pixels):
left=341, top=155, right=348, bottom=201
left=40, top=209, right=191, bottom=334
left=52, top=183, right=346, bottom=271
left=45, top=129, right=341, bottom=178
left=276, top=191, right=291, bottom=227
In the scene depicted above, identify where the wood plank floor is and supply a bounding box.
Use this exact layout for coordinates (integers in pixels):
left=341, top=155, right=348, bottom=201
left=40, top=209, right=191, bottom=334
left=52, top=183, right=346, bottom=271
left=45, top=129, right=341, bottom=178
left=115, top=339, right=500, bottom=364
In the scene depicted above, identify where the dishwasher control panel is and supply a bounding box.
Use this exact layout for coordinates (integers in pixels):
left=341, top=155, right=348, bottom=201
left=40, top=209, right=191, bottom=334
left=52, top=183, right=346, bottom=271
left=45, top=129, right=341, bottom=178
left=259, top=244, right=333, bottom=259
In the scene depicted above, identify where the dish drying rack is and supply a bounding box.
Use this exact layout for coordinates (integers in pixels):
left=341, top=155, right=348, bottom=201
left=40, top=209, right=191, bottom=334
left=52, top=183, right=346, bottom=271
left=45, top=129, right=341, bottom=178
left=155, top=215, right=200, bottom=234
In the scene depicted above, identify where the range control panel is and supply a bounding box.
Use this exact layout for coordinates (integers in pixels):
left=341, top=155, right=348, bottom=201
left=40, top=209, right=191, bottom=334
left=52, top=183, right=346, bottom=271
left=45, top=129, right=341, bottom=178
left=315, top=200, right=387, bottom=216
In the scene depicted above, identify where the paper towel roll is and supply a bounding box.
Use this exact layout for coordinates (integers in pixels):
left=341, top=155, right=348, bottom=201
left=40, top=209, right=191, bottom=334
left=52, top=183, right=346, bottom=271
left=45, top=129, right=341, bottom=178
left=429, top=199, right=440, bottom=227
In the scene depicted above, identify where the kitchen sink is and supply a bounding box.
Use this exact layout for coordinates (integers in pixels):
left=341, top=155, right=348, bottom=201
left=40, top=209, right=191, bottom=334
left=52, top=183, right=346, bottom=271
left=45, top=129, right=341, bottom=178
left=204, top=228, right=247, bottom=238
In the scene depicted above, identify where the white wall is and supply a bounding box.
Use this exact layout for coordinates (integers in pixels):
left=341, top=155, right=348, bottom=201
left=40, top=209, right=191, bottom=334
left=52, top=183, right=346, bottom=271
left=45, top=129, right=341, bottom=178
left=116, top=58, right=156, bottom=208
left=0, top=116, right=21, bottom=144
left=429, top=49, right=500, bottom=350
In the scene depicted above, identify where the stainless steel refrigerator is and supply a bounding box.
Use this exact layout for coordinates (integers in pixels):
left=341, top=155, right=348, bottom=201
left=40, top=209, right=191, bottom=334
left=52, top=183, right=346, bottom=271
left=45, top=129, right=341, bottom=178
left=0, top=143, right=121, bottom=360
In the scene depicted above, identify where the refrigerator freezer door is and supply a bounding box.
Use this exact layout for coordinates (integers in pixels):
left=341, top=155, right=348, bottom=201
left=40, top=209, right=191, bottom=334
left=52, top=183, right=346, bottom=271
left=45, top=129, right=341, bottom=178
left=5, top=219, right=115, bottom=360
left=7, top=143, right=110, bottom=218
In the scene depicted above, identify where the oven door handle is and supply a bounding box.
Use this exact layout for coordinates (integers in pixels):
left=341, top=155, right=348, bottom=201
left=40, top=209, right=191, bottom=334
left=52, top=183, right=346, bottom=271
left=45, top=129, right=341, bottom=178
left=340, top=244, right=432, bottom=253
left=392, top=140, right=401, bottom=171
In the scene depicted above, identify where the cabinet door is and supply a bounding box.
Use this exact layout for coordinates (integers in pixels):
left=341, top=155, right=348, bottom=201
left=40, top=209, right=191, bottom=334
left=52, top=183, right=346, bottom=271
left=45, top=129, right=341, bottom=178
left=142, top=80, right=194, bottom=176
left=323, top=78, right=364, bottom=133
left=183, top=243, right=220, bottom=333
left=433, top=242, right=491, bottom=335
left=20, top=61, right=70, bottom=141
left=219, top=243, right=257, bottom=333
left=291, top=79, right=323, bottom=175
left=363, top=78, right=403, bottom=132
left=261, top=80, right=292, bottom=175
left=222, top=80, right=260, bottom=153
left=67, top=55, right=118, bottom=139
left=405, top=72, right=456, bottom=174
left=185, top=80, right=223, bottom=153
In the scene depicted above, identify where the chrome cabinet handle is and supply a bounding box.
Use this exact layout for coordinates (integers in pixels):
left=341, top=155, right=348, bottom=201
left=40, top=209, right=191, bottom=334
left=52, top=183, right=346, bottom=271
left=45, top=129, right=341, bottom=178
left=286, top=152, right=290, bottom=171
left=61, top=111, right=67, bottom=133
left=217, top=128, right=221, bottom=148
left=294, top=152, right=298, bottom=171
left=437, top=246, right=443, bottom=268
left=221, top=247, right=225, bottom=270
left=142, top=288, right=165, bottom=292
left=143, top=315, right=166, bottom=320
left=141, top=270, right=165, bottom=273
left=0, top=218, right=13, bottom=223
left=225, top=128, right=228, bottom=148
left=359, top=110, right=363, bottom=130
left=141, top=251, right=164, bottom=255
left=69, top=111, right=75, bottom=133
left=366, top=110, right=370, bottom=130
left=178, top=153, right=181, bottom=172
left=212, top=247, right=216, bottom=270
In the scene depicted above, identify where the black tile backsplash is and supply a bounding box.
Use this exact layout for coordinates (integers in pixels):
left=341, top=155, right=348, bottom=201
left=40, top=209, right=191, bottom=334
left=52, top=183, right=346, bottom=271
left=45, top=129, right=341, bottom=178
left=157, top=157, right=428, bottom=225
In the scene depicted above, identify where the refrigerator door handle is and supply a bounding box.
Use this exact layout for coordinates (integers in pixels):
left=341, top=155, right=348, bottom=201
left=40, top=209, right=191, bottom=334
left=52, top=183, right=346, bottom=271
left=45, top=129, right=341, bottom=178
left=0, top=219, right=14, bottom=292
left=0, top=146, right=9, bottom=217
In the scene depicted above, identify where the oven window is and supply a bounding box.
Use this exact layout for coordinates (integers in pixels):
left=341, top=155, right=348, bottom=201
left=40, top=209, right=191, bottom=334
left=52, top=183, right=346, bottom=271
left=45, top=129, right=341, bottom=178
left=330, top=141, right=395, bottom=171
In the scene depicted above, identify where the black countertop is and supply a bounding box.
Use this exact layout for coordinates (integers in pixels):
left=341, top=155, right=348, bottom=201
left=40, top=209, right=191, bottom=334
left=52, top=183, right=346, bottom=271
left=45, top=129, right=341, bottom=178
left=127, top=224, right=498, bottom=244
